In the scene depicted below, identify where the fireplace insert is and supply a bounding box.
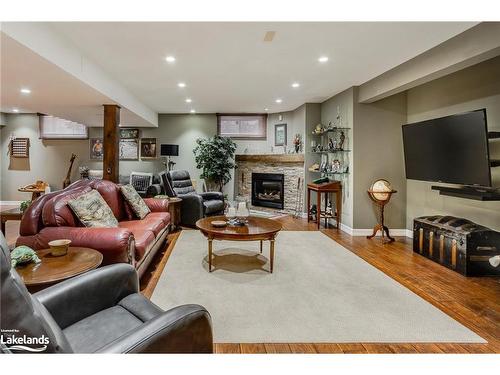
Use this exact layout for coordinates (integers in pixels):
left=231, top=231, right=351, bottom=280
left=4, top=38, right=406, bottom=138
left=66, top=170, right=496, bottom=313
left=252, top=173, right=284, bottom=209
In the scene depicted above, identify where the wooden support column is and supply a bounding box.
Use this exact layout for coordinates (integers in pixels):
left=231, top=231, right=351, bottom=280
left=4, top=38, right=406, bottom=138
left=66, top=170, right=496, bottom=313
left=103, top=104, right=120, bottom=182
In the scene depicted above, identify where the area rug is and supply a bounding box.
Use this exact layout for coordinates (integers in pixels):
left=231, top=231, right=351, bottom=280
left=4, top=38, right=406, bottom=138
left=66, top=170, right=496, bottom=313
left=151, top=230, right=485, bottom=343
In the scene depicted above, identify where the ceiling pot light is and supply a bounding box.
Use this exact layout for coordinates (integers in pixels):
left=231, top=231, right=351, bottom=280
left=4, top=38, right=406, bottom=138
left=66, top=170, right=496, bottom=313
left=20, top=88, right=31, bottom=94
left=12, top=108, right=19, bottom=113
left=292, top=82, right=300, bottom=88
left=165, top=56, right=176, bottom=63
left=275, top=99, right=282, bottom=103
left=177, top=82, right=186, bottom=88
left=185, top=98, right=192, bottom=103
left=264, top=108, right=269, bottom=111
left=190, top=109, right=196, bottom=113
left=318, top=56, right=329, bottom=63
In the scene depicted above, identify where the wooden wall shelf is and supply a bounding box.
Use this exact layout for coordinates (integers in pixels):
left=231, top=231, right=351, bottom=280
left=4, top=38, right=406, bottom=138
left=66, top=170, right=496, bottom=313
left=235, top=154, right=304, bottom=163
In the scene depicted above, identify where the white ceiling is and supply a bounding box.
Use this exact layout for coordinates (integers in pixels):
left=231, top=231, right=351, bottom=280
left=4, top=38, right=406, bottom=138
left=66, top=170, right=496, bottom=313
left=0, top=33, right=153, bottom=127
left=47, top=22, right=477, bottom=113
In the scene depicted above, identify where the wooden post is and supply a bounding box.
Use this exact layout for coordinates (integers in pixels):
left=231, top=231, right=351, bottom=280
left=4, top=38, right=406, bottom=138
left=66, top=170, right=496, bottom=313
left=103, top=104, right=120, bottom=182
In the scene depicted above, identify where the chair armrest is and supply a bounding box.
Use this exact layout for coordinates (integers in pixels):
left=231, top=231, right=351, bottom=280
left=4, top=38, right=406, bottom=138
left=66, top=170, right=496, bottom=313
left=178, top=194, right=204, bottom=226
left=36, top=226, right=134, bottom=266
left=97, top=304, right=213, bottom=353
left=200, top=191, right=224, bottom=201
left=143, top=198, right=169, bottom=212
left=145, top=184, right=163, bottom=198
left=34, top=264, right=139, bottom=329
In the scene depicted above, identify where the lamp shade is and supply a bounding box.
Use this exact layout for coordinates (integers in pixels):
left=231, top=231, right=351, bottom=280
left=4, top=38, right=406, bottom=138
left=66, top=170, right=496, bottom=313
left=160, top=144, right=179, bottom=156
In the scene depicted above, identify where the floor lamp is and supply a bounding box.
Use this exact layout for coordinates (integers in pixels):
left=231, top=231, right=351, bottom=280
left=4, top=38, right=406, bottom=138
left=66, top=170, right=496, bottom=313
left=160, top=144, right=179, bottom=172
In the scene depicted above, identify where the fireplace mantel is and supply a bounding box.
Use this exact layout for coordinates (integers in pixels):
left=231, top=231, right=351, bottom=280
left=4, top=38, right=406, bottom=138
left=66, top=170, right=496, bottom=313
left=235, top=154, right=304, bottom=164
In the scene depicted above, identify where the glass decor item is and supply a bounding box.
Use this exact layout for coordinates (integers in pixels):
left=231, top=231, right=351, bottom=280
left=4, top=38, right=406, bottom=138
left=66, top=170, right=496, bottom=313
left=236, top=201, right=250, bottom=223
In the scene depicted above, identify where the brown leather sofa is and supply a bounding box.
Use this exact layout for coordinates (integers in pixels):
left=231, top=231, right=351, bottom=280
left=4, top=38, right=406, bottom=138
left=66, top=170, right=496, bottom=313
left=16, top=179, right=171, bottom=277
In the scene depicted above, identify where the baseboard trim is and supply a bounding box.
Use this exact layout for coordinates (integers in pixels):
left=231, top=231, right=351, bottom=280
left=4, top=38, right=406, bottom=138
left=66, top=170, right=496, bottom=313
left=0, top=201, right=21, bottom=206
left=339, top=224, right=412, bottom=238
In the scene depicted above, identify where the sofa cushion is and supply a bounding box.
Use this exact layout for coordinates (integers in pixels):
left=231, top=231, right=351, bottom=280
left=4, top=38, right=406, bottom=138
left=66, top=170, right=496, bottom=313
left=130, top=230, right=155, bottom=261
left=42, top=186, right=92, bottom=227
left=146, top=212, right=171, bottom=227
left=118, top=215, right=167, bottom=237
left=203, top=200, right=225, bottom=215
left=67, top=190, right=119, bottom=228
left=91, top=180, right=128, bottom=221
left=120, top=184, right=151, bottom=219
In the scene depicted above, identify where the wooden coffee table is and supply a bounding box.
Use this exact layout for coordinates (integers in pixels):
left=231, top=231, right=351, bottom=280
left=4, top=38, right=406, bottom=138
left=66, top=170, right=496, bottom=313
left=196, top=216, right=282, bottom=273
left=1, top=207, right=23, bottom=235
left=15, top=247, right=103, bottom=292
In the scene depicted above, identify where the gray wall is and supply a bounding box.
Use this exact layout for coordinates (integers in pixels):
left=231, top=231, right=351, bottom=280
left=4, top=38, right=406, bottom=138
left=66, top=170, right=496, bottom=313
left=406, top=56, right=500, bottom=231
left=0, top=113, right=217, bottom=201
left=353, top=89, right=407, bottom=229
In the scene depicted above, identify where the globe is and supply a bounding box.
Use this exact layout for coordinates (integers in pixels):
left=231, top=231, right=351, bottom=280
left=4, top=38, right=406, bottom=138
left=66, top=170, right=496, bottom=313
left=369, top=179, right=393, bottom=202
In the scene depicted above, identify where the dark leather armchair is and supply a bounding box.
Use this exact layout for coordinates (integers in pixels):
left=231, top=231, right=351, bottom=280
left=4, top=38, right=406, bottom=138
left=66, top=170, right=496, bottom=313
left=0, top=234, right=213, bottom=353
left=150, top=170, right=224, bottom=226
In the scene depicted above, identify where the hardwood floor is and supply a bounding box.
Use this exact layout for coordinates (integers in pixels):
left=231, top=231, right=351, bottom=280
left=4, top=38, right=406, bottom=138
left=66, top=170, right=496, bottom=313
left=3, top=210, right=498, bottom=354
left=139, top=216, right=500, bottom=354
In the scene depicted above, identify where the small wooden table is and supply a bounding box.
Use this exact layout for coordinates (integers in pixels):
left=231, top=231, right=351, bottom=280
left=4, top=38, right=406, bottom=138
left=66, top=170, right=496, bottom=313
left=15, top=247, right=103, bottom=292
left=196, top=216, right=282, bottom=273
left=1, top=207, right=23, bottom=235
left=167, top=197, right=182, bottom=230
left=307, top=181, right=342, bottom=229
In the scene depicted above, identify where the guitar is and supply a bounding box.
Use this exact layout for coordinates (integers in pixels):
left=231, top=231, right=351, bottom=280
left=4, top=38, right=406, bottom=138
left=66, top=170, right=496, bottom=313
left=63, top=154, right=77, bottom=188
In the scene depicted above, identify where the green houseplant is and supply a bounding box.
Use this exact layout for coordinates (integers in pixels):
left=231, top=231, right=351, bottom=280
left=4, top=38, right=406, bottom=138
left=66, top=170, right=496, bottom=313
left=193, top=135, right=237, bottom=192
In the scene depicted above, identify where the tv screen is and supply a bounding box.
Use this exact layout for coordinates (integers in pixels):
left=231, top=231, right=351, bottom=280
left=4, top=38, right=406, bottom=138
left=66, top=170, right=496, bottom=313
left=402, top=109, right=491, bottom=187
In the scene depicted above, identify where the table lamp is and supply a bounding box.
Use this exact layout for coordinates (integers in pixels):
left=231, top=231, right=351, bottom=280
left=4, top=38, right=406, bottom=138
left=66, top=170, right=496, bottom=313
left=160, top=144, right=179, bottom=171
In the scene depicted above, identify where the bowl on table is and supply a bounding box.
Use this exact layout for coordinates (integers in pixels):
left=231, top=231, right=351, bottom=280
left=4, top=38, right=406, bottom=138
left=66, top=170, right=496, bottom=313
left=48, top=239, right=71, bottom=257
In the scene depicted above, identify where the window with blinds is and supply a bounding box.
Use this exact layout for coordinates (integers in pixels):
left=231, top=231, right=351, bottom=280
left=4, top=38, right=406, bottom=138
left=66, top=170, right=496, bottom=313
left=39, top=115, right=89, bottom=139
left=217, top=114, right=267, bottom=139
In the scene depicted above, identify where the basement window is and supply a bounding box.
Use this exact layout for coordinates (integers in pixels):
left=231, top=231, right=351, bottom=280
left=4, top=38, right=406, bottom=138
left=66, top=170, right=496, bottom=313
left=39, top=115, right=89, bottom=140
left=217, top=114, right=267, bottom=139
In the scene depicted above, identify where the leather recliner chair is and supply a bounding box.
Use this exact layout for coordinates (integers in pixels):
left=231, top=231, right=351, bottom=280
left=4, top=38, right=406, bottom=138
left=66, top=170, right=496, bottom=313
left=152, top=170, right=224, bottom=226
left=0, top=234, right=213, bottom=353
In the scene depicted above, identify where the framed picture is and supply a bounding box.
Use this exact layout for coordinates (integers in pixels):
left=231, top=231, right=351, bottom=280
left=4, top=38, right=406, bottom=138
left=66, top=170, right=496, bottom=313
left=274, top=123, right=287, bottom=146
left=140, top=138, right=157, bottom=159
left=89, top=138, right=104, bottom=160
left=119, top=139, right=139, bottom=160
left=119, top=128, right=139, bottom=139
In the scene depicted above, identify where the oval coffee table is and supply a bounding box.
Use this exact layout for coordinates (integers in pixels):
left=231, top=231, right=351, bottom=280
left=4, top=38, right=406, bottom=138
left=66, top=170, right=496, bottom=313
left=196, top=216, right=282, bottom=273
left=15, top=247, right=103, bottom=292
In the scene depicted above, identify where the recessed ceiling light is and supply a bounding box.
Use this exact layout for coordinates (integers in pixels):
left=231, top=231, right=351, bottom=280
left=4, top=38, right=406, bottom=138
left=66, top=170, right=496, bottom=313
left=190, top=109, right=196, bottom=113
left=291, top=82, right=300, bottom=88
left=20, top=88, right=31, bottom=94
left=165, top=56, right=176, bottom=63
left=318, top=56, right=329, bottom=63
left=12, top=108, right=19, bottom=113
left=264, top=108, right=269, bottom=111
left=185, top=98, right=192, bottom=103
left=177, top=82, right=186, bottom=88
left=275, top=99, right=282, bottom=103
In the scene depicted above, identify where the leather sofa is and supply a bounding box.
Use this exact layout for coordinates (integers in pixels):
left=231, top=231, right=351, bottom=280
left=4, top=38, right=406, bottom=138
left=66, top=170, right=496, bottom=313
left=1, top=234, right=213, bottom=353
left=16, top=179, right=170, bottom=277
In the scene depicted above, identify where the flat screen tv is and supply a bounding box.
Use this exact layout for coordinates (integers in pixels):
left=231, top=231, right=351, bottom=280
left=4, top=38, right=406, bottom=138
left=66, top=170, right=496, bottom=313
left=402, top=109, right=491, bottom=187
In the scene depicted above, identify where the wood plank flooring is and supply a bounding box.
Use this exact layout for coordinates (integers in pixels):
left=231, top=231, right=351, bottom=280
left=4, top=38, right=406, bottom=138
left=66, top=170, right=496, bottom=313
left=139, top=216, right=500, bottom=354
left=3, top=210, right=498, bottom=354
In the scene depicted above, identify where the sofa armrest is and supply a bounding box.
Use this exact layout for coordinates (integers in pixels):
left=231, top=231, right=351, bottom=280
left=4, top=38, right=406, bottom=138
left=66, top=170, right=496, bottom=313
left=143, top=198, right=169, bottom=212
left=34, top=264, right=138, bottom=329
left=97, top=304, right=213, bottom=353
left=36, top=226, right=134, bottom=266
left=200, top=191, right=224, bottom=201
left=145, top=184, right=163, bottom=198
left=178, top=194, right=204, bottom=226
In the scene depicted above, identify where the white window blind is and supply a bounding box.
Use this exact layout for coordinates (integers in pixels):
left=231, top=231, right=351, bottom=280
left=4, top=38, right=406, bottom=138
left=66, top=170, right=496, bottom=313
left=217, top=114, right=267, bottom=139
left=39, top=115, right=89, bottom=139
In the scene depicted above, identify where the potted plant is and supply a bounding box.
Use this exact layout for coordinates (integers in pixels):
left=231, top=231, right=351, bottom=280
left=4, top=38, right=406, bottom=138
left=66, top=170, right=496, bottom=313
left=193, top=135, right=237, bottom=192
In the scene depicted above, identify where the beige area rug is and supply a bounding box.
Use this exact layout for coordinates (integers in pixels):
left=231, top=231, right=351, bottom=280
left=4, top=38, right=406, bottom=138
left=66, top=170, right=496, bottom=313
left=151, top=230, right=485, bottom=343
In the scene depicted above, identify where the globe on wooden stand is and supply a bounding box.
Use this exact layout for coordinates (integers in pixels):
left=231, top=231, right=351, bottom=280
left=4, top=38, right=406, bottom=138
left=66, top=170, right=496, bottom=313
left=367, top=179, right=397, bottom=243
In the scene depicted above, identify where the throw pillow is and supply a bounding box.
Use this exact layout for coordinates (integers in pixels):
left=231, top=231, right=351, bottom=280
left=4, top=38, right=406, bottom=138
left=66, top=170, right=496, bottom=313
left=120, top=184, right=151, bottom=219
left=67, top=189, right=118, bottom=228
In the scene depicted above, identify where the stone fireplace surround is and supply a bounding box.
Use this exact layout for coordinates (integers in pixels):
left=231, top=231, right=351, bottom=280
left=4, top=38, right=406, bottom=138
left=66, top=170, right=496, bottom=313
left=234, top=154, right=305, bottom=214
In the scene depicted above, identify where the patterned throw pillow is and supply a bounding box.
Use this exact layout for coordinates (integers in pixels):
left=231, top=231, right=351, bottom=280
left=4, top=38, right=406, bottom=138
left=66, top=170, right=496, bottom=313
left=120, top=184, right=151, bottom=219
left=67, top=190, right=118, bottom=228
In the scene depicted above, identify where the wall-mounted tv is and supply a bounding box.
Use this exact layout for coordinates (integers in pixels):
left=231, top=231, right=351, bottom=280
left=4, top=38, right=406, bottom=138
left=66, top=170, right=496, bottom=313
left=402, top=109, right=491, bottom=187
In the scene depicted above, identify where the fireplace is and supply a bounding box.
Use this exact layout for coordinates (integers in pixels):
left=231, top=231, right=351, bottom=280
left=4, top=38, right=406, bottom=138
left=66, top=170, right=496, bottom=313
left=252, top=173, right=285, bottom=209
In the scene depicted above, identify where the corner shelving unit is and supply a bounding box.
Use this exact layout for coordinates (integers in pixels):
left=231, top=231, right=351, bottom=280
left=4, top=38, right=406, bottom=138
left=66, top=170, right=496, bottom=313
left=309, top=127, right=351, bottom=181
